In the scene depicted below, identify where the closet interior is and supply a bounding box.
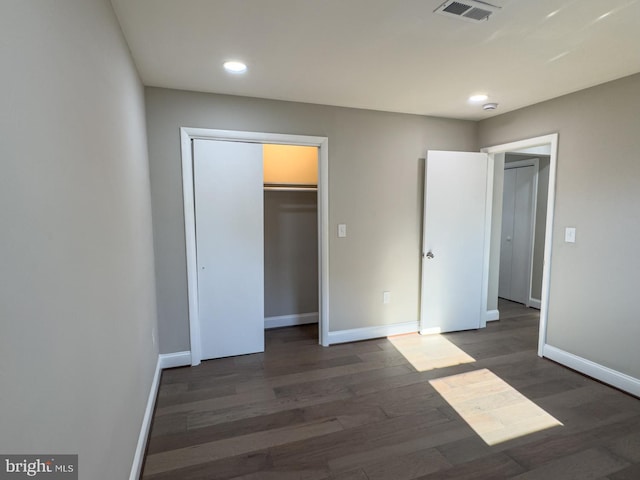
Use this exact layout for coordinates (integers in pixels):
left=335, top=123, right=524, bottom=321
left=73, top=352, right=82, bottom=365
left=263, top=144, right=319, bottom=332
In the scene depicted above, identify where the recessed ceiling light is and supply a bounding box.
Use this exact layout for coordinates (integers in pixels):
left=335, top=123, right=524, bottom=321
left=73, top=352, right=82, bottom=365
left=223, top=61, right=247, bottom=74
left=469, top=94, right=488, bottom=102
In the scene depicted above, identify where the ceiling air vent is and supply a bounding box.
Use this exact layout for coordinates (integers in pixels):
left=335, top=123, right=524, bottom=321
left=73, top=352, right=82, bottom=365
left=434, top=0, right=501, bottom=23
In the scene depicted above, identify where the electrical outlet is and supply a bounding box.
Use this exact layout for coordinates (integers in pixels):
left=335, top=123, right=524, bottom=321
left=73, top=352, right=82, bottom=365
left=383, top=291, right=391, bottom=304
left=338, top=224, right=347, bottom=238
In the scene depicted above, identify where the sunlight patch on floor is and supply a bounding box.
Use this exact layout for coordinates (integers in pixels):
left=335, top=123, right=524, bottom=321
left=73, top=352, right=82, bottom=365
left=429, top=368, right=563, bottom=445
left=387, top=333, right=475, bottom=372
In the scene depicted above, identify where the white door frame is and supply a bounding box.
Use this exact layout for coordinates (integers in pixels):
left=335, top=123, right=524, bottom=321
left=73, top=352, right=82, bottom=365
left=180, top=127, right=330, bottom=366
left=482, top=133, right=558, bottom=357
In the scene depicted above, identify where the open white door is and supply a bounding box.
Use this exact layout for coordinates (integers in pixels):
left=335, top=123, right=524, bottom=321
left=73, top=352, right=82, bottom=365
left=193, top=139, right=265, bottom=360
left=420, top=150, right=491, bottom=334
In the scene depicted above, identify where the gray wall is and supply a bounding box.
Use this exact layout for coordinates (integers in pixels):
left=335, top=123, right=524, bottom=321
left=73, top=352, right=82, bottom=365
left=264, top=191, right=319, bottom=318
left=0, top=1, right=158, bottom=478
left=145, top=87, right=477, bottom=353
left=479, top=73, right=640, bottom=379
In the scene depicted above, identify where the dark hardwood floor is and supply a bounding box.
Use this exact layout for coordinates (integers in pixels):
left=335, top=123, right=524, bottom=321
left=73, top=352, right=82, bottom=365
left=141, top=300, right=640, bottom=479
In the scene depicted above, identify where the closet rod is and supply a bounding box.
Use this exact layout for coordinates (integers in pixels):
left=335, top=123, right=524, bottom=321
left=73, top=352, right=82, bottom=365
left=264, top=183, right=317, bottom=192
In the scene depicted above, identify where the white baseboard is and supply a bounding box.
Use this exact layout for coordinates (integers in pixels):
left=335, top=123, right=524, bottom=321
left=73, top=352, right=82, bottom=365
left=543, top=344, right=640, bottom=397
left=159, top=351, right=192, bottom=369
left=327, top=321, right=419, bottom=345
left=420, top=327, right=443, bottom=335
left=265, top=312, right=318, bottom=329
left=486, top=309, right=500, bottom=322
left=129, top=357, right=162, bottom=480
left=529, top=298, right=541, bottom=309
left=129, top=351, right=192, bottom=478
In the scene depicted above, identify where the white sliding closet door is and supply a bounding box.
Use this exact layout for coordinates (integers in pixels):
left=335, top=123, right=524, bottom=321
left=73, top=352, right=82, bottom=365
left=193, top=139, right=265, bottom=360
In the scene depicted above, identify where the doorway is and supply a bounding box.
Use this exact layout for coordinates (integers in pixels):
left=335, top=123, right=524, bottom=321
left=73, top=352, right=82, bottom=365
left=483, top=134, right=558, bottom=357
left=180, top=128, right=329, bottom=366
left=499, top=160, right=536, bottom=306
left=498, top=153, right=550, bottom=309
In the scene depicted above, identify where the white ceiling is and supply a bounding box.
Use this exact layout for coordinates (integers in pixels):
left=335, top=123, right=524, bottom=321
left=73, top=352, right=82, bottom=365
left=111, top=0, right=640, bottom=120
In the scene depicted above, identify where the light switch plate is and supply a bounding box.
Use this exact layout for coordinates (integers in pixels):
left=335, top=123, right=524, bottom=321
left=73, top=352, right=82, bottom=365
left=565, top=227, right=576, bottom=243
left=338, top=224, right=347, bottom=238
left=383, top=291, right=391, bottom=304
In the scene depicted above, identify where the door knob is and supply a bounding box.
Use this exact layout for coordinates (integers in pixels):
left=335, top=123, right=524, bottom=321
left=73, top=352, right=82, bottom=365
left=425, top=251, right=435, bottom=259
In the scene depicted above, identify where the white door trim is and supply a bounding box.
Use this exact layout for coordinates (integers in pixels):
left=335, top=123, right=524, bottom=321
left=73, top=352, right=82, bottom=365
left=504, top=158, right=538, bottom=169
left=482, top=133, right=558, bottom=357
left=481, top=153, right=495, bottom=328
left=180, top=127, right=330, bottom=366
